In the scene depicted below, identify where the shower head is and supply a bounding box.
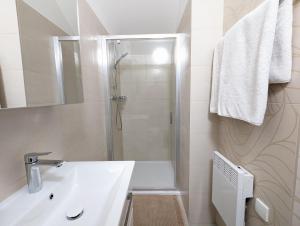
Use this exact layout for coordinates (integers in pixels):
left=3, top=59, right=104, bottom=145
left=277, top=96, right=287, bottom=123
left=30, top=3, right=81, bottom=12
left=114, top=52, right=128, bottom=69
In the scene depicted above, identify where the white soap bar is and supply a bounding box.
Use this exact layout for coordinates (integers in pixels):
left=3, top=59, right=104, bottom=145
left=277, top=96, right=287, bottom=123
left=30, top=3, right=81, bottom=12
left=255, top=198, right=270, bottom=222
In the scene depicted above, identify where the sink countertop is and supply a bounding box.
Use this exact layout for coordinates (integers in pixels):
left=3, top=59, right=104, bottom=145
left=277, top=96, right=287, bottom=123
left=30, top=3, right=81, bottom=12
left=0, top=161, right=135, bottom=226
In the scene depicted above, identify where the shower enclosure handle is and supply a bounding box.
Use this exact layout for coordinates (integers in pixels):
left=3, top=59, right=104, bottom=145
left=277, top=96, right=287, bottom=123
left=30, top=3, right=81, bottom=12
left=170, top=112, right=173, bottom=125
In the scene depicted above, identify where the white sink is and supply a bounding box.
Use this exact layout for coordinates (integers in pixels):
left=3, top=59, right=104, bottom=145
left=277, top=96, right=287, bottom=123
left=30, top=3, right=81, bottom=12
left=0, top=161, right=135, bottom=226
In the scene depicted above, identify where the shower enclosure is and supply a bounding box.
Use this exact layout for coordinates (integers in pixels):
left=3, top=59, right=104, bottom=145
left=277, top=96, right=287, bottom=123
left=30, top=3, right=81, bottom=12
left=101, top=34, right=184, bottom=190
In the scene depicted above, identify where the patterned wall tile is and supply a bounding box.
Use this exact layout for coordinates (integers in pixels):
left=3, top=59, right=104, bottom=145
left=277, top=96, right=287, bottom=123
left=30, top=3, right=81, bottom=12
left=221, top=1, right=300, bottom=226
left=219, top=103, right=299, bottom=226
left=223, top=0, right=264, bottom=32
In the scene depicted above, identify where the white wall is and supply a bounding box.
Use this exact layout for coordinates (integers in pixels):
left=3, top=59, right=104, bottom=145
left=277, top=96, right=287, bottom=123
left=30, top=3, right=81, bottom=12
left=0, top=0, right=26, bottom=108
left=189, top=0, right=224, bottom=225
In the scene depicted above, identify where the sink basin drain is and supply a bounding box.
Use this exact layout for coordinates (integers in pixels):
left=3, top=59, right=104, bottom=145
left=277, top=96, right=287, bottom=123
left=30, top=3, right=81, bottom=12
left=66, top=207, right=84, bottom=221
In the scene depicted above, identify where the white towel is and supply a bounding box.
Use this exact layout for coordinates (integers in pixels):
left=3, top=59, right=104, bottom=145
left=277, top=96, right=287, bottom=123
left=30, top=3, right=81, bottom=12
left=210, top=0, right=293, bottom=126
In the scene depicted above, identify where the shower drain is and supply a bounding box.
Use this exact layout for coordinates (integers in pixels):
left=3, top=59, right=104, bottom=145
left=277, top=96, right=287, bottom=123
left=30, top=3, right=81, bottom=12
left=66, top=207, right=84, bottom=221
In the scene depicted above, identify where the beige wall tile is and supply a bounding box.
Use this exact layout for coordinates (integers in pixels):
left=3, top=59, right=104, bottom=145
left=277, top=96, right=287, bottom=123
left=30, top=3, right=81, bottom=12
left=221, top=1, right=300, bottom=226
left=120, top=67, right=146, bottom=84
left=79, top=39, right=99, bottom=67
left=146, top=66, right=171, bottom=82
left=0, top=107, right=63, bottom=201
left=59, top=102, right=107, bottom=161
left=292, top=215, right=300, bottom=226
left=24, top=70, right=60, bottom=106
left=120, top=63, right=173, bottom=161
left=219, top=102, right=299, bottom=226
left=20, top=36, right=56, bottom=74
left=0, top=0, right=109, bottom=201
left=223, top=0, right=264, bottom=32
left=81, top=67, right=105, bottom=102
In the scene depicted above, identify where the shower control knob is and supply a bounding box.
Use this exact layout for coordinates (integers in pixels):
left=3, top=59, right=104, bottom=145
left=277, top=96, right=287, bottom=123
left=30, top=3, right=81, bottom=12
left=111, top=96, right=127, bottom=103
left=118, top=96, right=127, bottom=102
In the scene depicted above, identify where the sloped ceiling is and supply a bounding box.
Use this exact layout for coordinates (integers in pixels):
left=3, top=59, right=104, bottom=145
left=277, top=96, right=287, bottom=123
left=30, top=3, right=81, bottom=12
left=86, top=0, right=188, bottom=35
left=23, top=0, right=78, bottom=35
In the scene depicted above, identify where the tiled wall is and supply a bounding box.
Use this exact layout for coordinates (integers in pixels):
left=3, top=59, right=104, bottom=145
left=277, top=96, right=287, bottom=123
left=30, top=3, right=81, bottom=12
left=107, top=41, right=124, bottom=161
left=188, top=0, right=224, bottom=225
left=119, top=56, right=174, bottom=161
left=0, top=0, right=108, bottom=201
left=218, top=0, right=300, bottom=226
left=223, top=0, right=265, bottom=32
left=292, top=3, right=300, bottom=226
left=105, top=38, right=176, bottom=162
left=0, top=0, right=26, bottom=108
left=177, top=0, right=191, bottom=217
left=293, top=150, right=300, bottom=226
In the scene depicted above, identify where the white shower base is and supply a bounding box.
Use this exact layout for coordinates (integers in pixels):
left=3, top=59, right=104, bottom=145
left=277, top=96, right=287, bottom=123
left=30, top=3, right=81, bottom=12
left=131, top=161, right=176, bottom=190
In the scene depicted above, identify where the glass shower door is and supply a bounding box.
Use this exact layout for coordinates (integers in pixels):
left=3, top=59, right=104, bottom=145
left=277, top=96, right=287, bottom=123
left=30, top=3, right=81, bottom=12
left=106, top=37, right=177, bottom=190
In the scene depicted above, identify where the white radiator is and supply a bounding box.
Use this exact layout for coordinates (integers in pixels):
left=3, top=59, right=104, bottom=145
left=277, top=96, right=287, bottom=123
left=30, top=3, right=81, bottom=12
left=212, top=151, right=254, bottom=226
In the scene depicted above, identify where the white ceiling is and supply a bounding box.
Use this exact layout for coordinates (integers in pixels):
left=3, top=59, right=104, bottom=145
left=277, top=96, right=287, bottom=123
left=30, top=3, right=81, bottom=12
left=86, top=0, right=188, bottom=35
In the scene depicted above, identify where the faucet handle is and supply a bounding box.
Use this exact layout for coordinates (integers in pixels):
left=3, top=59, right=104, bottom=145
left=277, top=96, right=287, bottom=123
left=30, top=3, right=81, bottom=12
left=24, top=152, right=52, bottom=164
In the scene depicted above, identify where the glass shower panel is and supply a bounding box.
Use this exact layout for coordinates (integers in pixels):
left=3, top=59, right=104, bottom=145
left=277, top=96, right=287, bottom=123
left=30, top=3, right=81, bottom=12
left=107, top=38, right=177, bottom=190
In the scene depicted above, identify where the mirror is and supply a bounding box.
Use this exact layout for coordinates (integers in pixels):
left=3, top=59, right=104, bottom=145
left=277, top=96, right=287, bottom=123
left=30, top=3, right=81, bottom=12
left=0, top=0, right=83, bottom=109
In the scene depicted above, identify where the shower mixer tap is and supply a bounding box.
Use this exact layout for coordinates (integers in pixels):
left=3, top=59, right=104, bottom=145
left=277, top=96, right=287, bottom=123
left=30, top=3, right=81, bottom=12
left=111, top=95, right=127, bottom=103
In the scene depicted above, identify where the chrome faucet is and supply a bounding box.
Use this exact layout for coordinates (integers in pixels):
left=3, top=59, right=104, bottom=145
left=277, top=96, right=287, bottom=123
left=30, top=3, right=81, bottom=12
left=24, top=152, right=63, bottom=193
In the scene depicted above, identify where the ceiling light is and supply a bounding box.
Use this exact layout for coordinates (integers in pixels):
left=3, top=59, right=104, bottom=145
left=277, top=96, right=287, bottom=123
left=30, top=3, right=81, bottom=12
left=152, top=48, right=169, bottom=65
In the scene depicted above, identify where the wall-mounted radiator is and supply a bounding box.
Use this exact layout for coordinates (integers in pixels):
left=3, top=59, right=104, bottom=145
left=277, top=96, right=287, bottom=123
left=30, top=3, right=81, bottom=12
left=212, top=151, right=254, bottom=226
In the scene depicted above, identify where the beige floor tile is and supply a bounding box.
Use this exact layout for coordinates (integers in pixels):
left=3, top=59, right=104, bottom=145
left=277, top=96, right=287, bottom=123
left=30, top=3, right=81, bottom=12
left=133, top=195, right=184, bottom=226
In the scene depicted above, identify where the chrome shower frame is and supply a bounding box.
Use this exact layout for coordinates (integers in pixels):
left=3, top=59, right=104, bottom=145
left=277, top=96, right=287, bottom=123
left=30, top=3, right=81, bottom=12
left=99, top=34, right=187, bottom=190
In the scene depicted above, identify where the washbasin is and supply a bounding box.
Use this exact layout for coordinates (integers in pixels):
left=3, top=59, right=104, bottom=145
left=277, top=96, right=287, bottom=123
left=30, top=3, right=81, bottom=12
left=0, top=161, right=135, bottom=226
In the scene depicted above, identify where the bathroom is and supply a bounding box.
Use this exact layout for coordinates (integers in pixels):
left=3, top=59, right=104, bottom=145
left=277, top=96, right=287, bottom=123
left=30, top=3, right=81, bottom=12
left=0, top=0, right=299, bottom=226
